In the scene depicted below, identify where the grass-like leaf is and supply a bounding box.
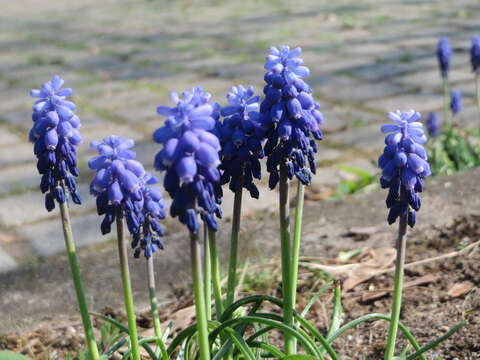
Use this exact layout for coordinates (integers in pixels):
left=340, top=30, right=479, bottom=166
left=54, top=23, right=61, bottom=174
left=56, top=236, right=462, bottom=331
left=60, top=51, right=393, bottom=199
left=90, top=312, right=159, bottom=360
left=300, top=281, right=332, bottom=317
left=405, top=321, right=467, bottom=360
left=326, top=282, right=343, bottom=339
left=326, top=313, right=426, bottom=360
left=0, top=351, right=31, bottom=360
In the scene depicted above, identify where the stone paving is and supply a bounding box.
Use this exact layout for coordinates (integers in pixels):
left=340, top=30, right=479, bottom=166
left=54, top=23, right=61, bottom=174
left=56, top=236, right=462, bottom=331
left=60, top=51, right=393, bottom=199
left=1, top=0, right=480, bottom=272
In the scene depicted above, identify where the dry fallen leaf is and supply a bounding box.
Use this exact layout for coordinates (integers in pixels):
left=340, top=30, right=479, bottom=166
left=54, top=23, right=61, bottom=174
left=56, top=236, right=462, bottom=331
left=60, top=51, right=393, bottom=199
left=333, top=248, right=396, bottom=291
left=447, top=281, right=474, bottom=298
left=169, top=305, right=196, bottom=333
left=0, top=233, right=17, bottom=243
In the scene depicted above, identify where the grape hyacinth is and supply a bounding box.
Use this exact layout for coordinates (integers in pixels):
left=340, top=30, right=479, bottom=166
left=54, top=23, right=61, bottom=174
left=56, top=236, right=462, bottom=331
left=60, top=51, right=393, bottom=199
left=132, top=174, right=166, bottom=258
left=29, top=75, right=82, bottom=211
left=153, top=88, right=222, bottom=234
left=260, top=45, right=324, bottom=188
left=218, top=85, right=266, bottom=198
left=450, top=90, right=462, bottom=115
left=426, top=112, right=441, bottom=138
left=89, top=136, right=166, bottom=257
left=378, top=110, right=431, bottom=227
left=437, top=36, right=452, bottom=79
left=470, top=36, right=480, bottom=74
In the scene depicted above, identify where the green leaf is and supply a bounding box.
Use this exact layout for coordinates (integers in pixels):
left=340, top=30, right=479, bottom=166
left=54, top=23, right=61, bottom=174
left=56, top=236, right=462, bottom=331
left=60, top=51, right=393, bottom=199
left=337, top=165, right=373, bottom=180
left=301, top=281, right=332, bottom=317
left=326, top=282, right=343, bottom=339
left=337, top=248, right=362, bottom=263
left=283, top=356, right=317, bottom=360
left=0, top=351, right=31, bottom=360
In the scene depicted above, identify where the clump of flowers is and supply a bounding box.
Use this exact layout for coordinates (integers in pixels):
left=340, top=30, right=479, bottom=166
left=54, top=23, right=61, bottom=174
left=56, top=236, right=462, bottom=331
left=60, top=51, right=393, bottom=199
left=450, top=90, right=462, bottom=115
left=153, top=88, right=222, bottom=233
left=378, top=110, right=431, bottom=227
left=89, top=136, right=165, bottom=257
left=218, top=85, right=265, bottom=198
left=259, top=45, right=324, bottom=188
left=437, top=36, right=452, bottom=79
left=29, top=75, right=82, bottom=210
left=426, top=112, right=441, bottom=138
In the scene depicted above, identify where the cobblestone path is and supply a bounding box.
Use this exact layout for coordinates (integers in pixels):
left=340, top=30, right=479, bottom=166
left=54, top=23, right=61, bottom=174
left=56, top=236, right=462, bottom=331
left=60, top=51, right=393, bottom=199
left=1, top=0, right=479, bottom=271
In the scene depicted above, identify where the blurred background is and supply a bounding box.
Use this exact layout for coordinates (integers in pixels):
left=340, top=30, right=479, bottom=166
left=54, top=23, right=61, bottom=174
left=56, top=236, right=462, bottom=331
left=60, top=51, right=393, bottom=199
left=1, top=0, right=479, bottom=332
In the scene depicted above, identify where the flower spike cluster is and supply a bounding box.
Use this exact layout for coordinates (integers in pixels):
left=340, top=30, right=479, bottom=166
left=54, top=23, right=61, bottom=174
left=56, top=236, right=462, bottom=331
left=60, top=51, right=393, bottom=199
left=378, top=110, right=431, bottom=227
left=130, top=173, right=166, bottom=258
left=426, top=112, right=441, bottom=138
left=153, top=88, right=222, bottom=234
left=470, top=36, right=480, bottom=74
left=29, top=75, right=82, bottom=211
left=89, top=136, right=165, bottom=257
left=259, top=45, right=324, bottom=188
left=437, top=36, right=452, bottom=79
left=450, top=90, right=462, bottom=115
left=218, top=85, right=265, bottom=198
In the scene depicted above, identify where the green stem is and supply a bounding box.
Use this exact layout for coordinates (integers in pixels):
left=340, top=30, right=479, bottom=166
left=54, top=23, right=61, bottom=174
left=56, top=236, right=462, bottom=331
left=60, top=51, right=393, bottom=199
left=115, top=207, right=141, bottom=360
left=443, top=78, right=450, bottom=124
left=476, top=75, right=480, bottom=115
left=190, top=232, right=211, bottom=360
left=208, top=228, right=224, bottom=319
left=290, top=181, right=304, bottom=306
left=289, top=182, right=304, bottom=353
left=58, top=188, right=99, bottom=360
left=147, top=256, right=168, bottom=360
left=226, top=184, right=243, bottom=307
left=204, top=225, right=212, bottom=321
left=279, top=163, right=294, bottom=355
left=384, top=211, right=408, bottom=360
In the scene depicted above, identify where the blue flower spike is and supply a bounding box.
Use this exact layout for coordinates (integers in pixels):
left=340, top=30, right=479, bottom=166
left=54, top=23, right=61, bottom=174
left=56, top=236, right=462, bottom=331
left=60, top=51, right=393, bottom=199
left=450, top=90, right=462, bottom=115
left=29, top=75, right=82, bottom=211
left=470, top=36, right=480, bottom=74
left=89, top=136, right=165, bottom=258
left=437, top=36, right=452, bottom=79
left=378, top=110, right=431, bottom=227
left=426, top=112, right=441, bottom=138
left=259, top=45, right=324, bottom=189
left=218, top=85, right=266, bottom=198
left=153, top=87, right=222, bottom=234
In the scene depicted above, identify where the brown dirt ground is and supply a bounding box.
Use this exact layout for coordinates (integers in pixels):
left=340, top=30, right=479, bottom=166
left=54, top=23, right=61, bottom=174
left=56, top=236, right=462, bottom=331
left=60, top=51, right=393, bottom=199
left=1, top=215, right=479, bottom=360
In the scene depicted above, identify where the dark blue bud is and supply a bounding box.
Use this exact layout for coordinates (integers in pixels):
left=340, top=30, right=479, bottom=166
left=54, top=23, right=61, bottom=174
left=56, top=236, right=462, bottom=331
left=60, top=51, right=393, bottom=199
left=45, top=193, right=55, bottom=212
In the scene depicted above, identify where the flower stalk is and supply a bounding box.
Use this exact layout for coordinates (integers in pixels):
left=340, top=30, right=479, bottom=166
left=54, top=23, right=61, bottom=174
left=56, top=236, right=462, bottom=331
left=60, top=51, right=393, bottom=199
left=290, top=181, right=305, bottom=306
left=115, top=206, right=141, bottom=360
left=442, top=78, right=450, bottom=124
left=146, top=256, right=168, bottom=359
left=289, top=181, right=305, bottom=351
left=203, top=225, right=212, bottom=321
left=279, top=162, right=294, bottom=355
left=208, top=228, right=224, bottom=318
left=59, top=185, right=99, bottom=360
left=384, top=210, right=408, bottom=360
left=226, top=183, right=243, bottom=307
left=190, top=232, right=211, bottom=360
left=476, top=75, right=480, bottom=113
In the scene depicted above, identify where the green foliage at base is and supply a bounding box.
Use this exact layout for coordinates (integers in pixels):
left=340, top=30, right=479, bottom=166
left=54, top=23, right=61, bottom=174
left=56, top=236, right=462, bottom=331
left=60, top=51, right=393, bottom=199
left=428, top=124, right=480, bottom=176
left=332, top=165, right=377, bottom=199
left=0, top=351, right=31, bottom=360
